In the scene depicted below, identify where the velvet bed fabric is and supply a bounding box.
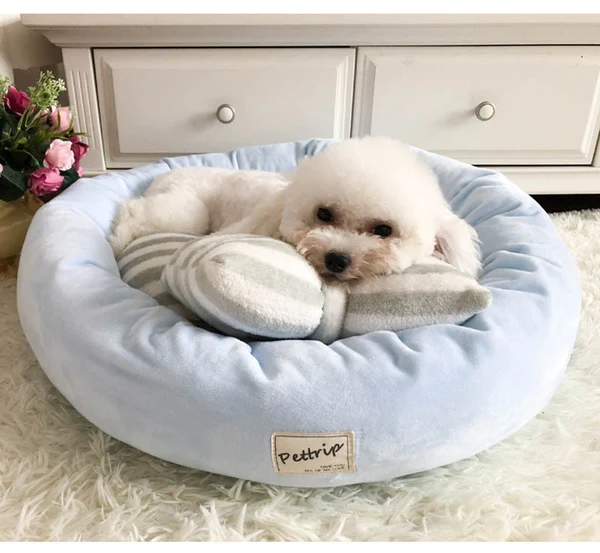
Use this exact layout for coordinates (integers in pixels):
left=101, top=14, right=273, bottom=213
left=17, top=140, right=580, bottom=487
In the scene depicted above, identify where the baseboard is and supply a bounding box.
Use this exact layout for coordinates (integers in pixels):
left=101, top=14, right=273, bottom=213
left=532, top=194, right=600, bottom=213
left=491, top=167, right=600, bottom=195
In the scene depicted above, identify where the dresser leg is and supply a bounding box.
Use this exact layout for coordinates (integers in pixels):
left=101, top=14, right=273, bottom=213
left=62, top=48, right=106, bottom=173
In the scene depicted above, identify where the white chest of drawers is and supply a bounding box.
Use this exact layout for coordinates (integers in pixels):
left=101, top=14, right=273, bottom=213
left=94, top=48, right=355, bottom=168
left=22, top=14, right=600, bottom=194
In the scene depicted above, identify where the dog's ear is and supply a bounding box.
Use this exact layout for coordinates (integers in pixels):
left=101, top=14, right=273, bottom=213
left=434, top=213, right=481, bottom=277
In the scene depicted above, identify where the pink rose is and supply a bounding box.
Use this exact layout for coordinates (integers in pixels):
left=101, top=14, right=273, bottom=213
left=44, top=139, right=75, bottom=171
left=4, top=85, right=30, bottom=116
left=48, top=106, right=73, bottom=132
left=68, top=135, right=88, bottom=165
left=28, top=167, right=64, bottom=196
left=68, top=136, right=88, bottom=177
left=0, top=163, right=3, bottom=177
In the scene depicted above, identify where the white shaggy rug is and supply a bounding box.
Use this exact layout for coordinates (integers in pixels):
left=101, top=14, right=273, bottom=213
left=1, top=210, right=599, bottom=542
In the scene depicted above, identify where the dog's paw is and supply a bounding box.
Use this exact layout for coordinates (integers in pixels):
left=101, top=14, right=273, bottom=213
left=108, top=229, right=131, bottom=257
left=108, top=200, right=146, bottom=256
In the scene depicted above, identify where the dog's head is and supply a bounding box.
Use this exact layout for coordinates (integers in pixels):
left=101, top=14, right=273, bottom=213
left=279, top=137, right=480, bottom=282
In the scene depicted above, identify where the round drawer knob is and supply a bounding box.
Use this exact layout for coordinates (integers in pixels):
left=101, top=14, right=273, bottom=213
left=475, top=101, right=495, bottom=121
left=216, top=103, right=235, bottom=124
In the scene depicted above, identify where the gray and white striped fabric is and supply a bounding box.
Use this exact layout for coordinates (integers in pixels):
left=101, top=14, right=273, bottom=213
left=116, top=233, right=199, bottom=322
left=117, top=233, right=492, bottom=342
left=162, top=234, right=325, bottom=340
left=342, top=258, right=493, bottom=338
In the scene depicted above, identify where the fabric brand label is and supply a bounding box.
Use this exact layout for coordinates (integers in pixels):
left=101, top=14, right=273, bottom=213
left=271, top=431, right=356, bottom=475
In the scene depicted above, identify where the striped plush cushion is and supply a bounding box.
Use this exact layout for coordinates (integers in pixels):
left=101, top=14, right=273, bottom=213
left=162, top=234, right=325, bottom=340
left=342, top=259, right=493, bottom=338
left=117, top=233, right=492, bottom=342
left=116, top=233, right=200, bottom=322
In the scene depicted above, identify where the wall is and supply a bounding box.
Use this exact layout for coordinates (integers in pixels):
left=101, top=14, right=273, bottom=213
left=0, top=14, right=18, bottom=80
left=0, top=13, right=62, bottom=82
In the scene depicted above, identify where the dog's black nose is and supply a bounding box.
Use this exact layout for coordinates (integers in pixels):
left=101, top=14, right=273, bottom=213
left=325, top=251, right=352, bottom=273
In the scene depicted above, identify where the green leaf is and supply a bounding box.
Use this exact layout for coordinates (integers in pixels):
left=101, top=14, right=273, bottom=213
left=26, top=71, right=66, bottom=111
left=60, top=166, right=79, bottom=189
left=2, top=149, right=35, bottom=172
left=0, top=75, right=10, bottom=96
left=0, top=164, right=27, bottom=202
left=0, top=118, right=10, bottom=141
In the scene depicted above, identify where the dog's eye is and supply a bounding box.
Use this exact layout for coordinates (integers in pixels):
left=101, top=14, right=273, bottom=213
left=372, top=224, right=393, bottom=237
left=316, top=207, right=334, bottom=223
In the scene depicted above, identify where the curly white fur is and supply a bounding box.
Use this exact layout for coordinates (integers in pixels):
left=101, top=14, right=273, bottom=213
left=109, top=137, right=481, bottom=280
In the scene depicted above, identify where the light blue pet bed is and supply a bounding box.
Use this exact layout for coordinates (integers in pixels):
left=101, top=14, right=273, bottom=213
left=17, top=139, right=580, bottom=487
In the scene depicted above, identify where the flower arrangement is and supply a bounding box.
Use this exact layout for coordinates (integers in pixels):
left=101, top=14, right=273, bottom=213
left=0, top=71, right=88, bottom=204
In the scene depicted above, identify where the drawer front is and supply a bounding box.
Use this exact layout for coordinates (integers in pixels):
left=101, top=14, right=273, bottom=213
left=354, top=47, right=600, bottom=165
left=94, top=49, right=355, bottom=168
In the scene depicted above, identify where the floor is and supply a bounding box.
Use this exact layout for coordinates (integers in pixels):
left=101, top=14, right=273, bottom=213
left=0, top=209, right=598, bottom=540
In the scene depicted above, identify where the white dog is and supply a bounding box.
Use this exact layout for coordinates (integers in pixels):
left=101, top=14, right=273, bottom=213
left=109, top=137, right=481, bottom=282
